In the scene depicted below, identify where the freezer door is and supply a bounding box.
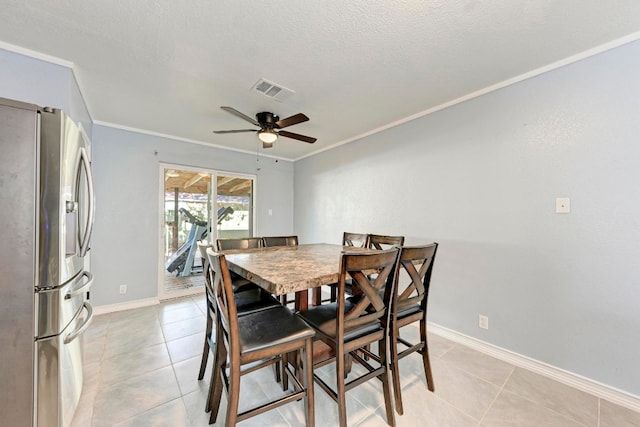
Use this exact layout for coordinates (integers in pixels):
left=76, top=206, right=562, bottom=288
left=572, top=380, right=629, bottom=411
left=39, top=109, right=95, bottom=289
left=0, top=97, right=38, bottom=427
left=35, top=270, right=93, bottom=339
left=35, top=301, right=93, bottom=427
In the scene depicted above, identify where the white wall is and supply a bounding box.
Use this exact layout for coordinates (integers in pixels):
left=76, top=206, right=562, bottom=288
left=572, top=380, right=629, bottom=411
left=91, top=126, right=294, bottom=306
left=294, top=40, right=640, bottom=396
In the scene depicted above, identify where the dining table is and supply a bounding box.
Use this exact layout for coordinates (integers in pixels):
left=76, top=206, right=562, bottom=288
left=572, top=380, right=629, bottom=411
left=221, top=243, right=363, bottom=311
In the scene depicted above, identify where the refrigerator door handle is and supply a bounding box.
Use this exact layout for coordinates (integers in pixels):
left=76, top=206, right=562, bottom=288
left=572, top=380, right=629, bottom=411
left=78, top=146, right=95, bottom=257
left=64, top=302, right=93, bottom=344
left=64, top=271, right=94, bottom=300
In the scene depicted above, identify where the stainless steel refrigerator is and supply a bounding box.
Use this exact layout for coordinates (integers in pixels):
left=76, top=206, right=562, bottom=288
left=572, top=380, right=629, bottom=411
left=0, top=97, right=95, bottom=427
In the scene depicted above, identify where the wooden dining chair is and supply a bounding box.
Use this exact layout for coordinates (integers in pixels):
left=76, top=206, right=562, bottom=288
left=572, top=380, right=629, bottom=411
left=343, top=232, right=369, bottom=248
left=215, top=237, right=263, bottom=293
left=297, top=248, right=400, bottom=427
left=389, top=243, right=439, bottom=415
left=262, top=235, right=299, bottom=247
left=196, top=242, right=280, bottom=383
left=330, top=234, right=404, bottom=303
left=367, top=234, right=405, bottom=250
left=325, top=232, right=370, bottom=303
left=206, top=249, right=316, bottom=426
left=262, top=235, right=299, bottom=305
left=215, top=237, right=263, bottom=251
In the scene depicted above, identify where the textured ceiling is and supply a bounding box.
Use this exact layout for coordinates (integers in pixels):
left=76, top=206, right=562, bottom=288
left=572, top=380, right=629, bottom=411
left=1, top=1, right=640, bottom=160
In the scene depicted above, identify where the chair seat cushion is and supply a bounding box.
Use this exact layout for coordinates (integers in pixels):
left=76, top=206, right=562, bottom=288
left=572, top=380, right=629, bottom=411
left=396, top=302, right=421, bottom=319
left=232, top=278, right=260, bottom=293
left=297, top=302, right=382, bottom=340
left=235, top=288, right=280, bottom=316
left=237, top=306, right=316, bottom=354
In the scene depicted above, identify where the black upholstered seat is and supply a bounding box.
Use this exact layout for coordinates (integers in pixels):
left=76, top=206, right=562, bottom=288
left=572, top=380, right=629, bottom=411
left=236, top=305, right=315, bottom=354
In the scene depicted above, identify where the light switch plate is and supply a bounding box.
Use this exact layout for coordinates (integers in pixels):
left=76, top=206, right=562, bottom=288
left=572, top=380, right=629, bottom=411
left=556, top=197, right=570, bottom=213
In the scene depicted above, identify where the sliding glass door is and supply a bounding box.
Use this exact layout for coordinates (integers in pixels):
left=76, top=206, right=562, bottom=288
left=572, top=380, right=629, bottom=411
left=160, top=164, right=255, bottom=298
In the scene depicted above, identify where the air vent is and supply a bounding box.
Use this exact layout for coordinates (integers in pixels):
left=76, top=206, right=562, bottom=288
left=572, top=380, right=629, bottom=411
left=251, top=78, right=295, bottom=102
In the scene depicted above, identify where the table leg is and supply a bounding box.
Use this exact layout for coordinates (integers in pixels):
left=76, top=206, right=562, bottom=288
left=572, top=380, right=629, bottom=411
left=295, top=290, right=309, bottom=312
left=312, top=287, right=322, bottom=306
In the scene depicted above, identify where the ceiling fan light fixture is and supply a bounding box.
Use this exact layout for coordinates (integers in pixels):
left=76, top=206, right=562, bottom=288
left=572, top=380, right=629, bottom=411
left=258, top=128, right=277, bottom=145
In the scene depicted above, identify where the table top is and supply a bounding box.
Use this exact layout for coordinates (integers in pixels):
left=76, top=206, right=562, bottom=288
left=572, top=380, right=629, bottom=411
left=223, top=243, right=360, bottom=296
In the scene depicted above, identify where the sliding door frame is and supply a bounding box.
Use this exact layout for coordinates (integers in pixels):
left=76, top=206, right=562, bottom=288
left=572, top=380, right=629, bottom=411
left=157, top=162, right=257, bottom=300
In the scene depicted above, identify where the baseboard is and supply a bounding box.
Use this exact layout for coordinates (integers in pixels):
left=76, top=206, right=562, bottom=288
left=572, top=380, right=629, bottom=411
left=92, top=297, right=159, bottom=316
left=428, top=322, right=640, bottom=413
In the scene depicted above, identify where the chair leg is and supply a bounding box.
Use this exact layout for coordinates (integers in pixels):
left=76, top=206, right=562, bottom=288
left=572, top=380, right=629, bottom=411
left=225, top=360, right=241, bottom=427
left=344, top=354, right=352, bottom=378
left=336, top=343, right=347, bottom=427
left=379, top=337, right=396, bottom=427
left=390, top=326, right=404, bottom=415
left=330, top=284, right=337, bottom=303
left=207, top=322, right=225, bottom=417
left=198, top=315, right=212, bottom=380
left=274, top=359, right=282, bottom=383
left=303, top=339, right=315, bottom=427
left=420, top=319, right=435, bottom=392
left=282, top=353, right=289, bottom=392
left=207, top=363, right=223, bottom=424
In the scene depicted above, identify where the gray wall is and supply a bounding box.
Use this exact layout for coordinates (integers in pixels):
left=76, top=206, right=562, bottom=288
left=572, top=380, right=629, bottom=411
left=91, top=126, right=294, bottom=306
left=0, top=48, right=91, bottom=134
left=294, top=41, right=640, bottom=396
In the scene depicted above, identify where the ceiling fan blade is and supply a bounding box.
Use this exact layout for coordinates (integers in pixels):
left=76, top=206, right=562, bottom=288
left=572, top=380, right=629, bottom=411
left=278, top=130, right=317, bottom=144
left=213, top=129, right=257, bottom=134
left=220, top=106, right=260, bottom=126
left=275, top=113, right=309, bottom=129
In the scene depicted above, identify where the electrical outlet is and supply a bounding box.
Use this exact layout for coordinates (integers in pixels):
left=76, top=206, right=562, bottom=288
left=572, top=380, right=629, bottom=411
left=556, top=197, right=570, bottom=213
left=479, top=315, right=489, bottom=330
left=119, top=284, right=127, bottom=295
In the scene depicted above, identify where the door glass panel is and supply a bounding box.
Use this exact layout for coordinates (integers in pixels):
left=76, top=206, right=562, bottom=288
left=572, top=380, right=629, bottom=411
left=163, top=168, right=211, bottom=293
left=216, top=175, right=253, bottom=239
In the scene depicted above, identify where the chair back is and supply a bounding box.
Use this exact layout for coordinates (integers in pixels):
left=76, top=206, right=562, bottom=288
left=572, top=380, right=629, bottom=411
left=263, top=235, right=298, bottom=247
left=199, top=242, right=217, bottom=327
left=368, top=234, right=405, bottom=250
left=216, top=237, right=263, bottom=251
left=342, top=232, right=369, bottom=248
left=197, top=240, right=214, bottom=284
left=206, top=249, right=240, bottom=356
left=395, top=243, right=438, bottom=313
left=337, top=248, right=399, bottom=335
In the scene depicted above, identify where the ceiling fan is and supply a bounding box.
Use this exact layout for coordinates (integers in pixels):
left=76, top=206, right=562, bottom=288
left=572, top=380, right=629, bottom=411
left=213, top=106, right=317, bottom=148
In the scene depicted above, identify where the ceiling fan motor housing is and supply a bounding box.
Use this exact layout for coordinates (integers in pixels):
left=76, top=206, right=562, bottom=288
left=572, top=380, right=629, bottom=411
left=256, top=111, right=278, bottom=128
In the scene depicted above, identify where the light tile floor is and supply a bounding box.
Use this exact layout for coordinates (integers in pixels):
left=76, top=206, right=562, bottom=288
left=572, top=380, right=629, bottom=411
left=71, top=295, right=640, bottom=426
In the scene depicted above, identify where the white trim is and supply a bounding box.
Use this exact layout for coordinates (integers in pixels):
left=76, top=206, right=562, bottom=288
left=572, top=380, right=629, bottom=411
left=294, top=30, right=640, bottom=161
left=428, top=322, right=640, bottom=413
left=0, top=41, right=94, bottom=121
left=93, top=297, right=159, bottom=316
left=94, top=120, right=292, bottom=162
left=0, top=41, right=74, bottom=68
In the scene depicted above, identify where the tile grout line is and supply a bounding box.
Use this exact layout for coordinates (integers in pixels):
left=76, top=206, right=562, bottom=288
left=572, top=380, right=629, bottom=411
left=476, top=365, right=515, bottom=426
